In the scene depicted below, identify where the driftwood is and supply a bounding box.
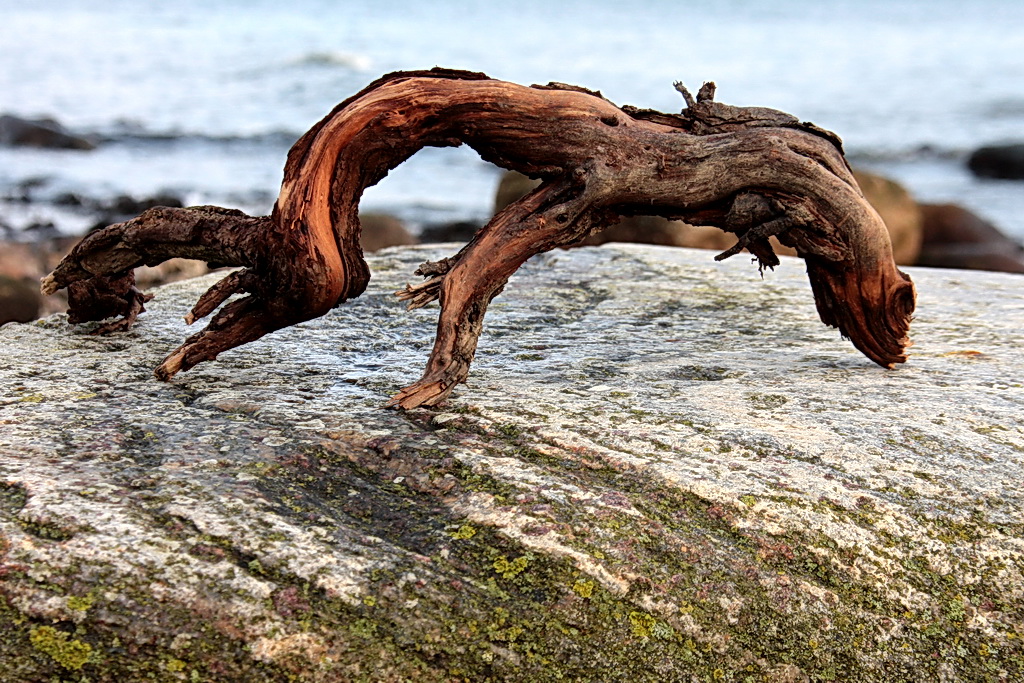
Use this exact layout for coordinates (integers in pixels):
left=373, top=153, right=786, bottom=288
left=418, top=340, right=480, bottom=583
left=42, top=68, right=915, bottom=409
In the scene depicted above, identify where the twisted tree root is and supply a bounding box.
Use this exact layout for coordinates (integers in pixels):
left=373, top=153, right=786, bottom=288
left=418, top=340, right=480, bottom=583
left=43, top=68, right=915, bottom=408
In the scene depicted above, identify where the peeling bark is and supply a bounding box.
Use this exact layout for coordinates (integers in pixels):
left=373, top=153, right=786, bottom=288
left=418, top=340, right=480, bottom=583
left=42, top=67, right=915, bottom=408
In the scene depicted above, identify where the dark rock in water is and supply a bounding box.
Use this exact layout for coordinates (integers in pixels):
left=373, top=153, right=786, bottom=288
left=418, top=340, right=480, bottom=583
left=110, top=193, right=184, bottom=215
left=967, top=143, right=1024, bottom=180
left=0, top=275, right=41, bottom=324
left=419, top=220, right=480, bottom=243
left=88, top=193, right=187, bottom=232
left=2, top=176, right=52, bottom=203
left=358, top=212, right=418, bottom=252
left=917, top=203, right=1024, bottom=273
left=22, top=220, right=59, bottom=238
left=53, top=191, right=87, bottom=207
left=0, top=114, right=96, bottom=150
left=16, top=176, right=51, bottom=193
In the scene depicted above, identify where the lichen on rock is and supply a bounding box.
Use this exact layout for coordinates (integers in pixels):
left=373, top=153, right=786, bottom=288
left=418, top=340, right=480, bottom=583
left=1, top=244, right=1022, bottom=681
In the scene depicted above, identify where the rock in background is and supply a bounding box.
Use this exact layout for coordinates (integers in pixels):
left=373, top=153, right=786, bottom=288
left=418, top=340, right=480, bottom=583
left=918, top=203, right=1024, bottom=274
left=358, top=212, right=418, bottom=253
left=0, top=275, right=41, bottom=324
left=0, top=114, right=96, bottom=151
left=968, top=144, right=1024, bottom=180
left=0, top=212, right=418, bottom=323
left=493, top=169, right=924, bottom=265
left=1, top=244, right=1021, bottom=681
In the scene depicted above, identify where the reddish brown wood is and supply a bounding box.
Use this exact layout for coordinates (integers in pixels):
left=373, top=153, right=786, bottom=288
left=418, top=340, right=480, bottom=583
left=42, top=68, right=915, bottom=408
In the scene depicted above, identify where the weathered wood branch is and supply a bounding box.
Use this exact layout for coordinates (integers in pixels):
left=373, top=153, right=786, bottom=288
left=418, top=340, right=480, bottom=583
left=42, top=67, right=915, bottom=408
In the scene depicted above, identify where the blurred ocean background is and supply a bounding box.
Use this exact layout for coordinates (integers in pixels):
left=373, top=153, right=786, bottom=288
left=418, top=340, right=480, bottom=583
left=1, top=0, right=1022, bottom=238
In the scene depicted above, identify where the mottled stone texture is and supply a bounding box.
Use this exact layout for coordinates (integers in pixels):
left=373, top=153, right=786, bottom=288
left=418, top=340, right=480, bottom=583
left=1, top=244, right=1022, bottom=682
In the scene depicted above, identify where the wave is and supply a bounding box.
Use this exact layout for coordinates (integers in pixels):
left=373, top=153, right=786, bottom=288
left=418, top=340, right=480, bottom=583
left=88, top=126, right=303, bottom=149
left=231, top=50, right=373, bottom=82
left=0, top=110, right=303, bottom=150
left=286, top=51, right=373, bottom=71
left=846, top=145, right=970, bottom=164
left=983, top=98, right=1024, bottom=120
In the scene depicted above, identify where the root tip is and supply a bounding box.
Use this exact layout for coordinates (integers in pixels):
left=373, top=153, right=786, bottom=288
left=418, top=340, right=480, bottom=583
left=40, top=273, right=59, bottom=296
left=155, top=350, right=186, bottom=382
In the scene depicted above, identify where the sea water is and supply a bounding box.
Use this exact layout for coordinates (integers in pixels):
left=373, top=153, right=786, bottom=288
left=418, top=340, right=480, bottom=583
left=1, top=0, right=1022, bottom=238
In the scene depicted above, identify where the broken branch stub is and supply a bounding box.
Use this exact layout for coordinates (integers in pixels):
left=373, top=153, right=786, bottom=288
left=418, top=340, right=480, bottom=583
left=42, top=68, right=915, bottom=409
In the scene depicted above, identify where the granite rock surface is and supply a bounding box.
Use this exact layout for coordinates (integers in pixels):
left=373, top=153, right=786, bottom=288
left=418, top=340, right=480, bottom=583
left=1, top=244, right=1022, bottom=681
